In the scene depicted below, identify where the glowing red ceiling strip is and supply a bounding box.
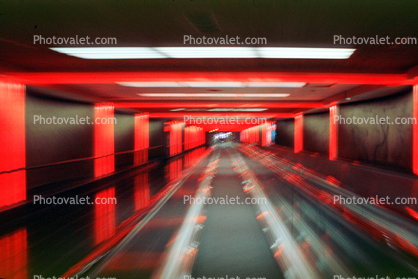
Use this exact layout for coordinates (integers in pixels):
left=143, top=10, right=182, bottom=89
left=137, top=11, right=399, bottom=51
left=0, top=81, right=26, bottom=208
left=413, top=86, right=418, bottom=174
left=329, top=105, right=339, bottom=160
left=94, top=104, right=115, bottom=177
left=134, top=113, right=149, bottom=166
left=95, top=187, right=116, bottom=245
left=294, top=115, right=303, bottom=153
left=7, top=72, right=413, bottom=86
left=0, top=228, right=27, bottom=279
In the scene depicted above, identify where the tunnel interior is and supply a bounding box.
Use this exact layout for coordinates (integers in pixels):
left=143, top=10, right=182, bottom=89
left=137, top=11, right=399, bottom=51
left=1, top=1, right=418, bottom=279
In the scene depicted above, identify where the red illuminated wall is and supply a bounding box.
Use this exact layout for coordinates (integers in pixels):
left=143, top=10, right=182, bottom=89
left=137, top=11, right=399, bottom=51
left=0, top=82, right=26, bottom=208
left=94, top=104, right=115, bottom=177
left=240, top=126, right=259, bottom=144
left=134, top=113, right=149, bottom=166
left=329, top=105, right=339, bottom=160
left=165, top=122, right=184, bottom=156
left=294, top=115, right=303, bottom=153
left=94, top=187, right=116, bottom=245
left=0, top=228, right=27, bottom=279
left=261, top=122, right=274, bottom=147
left=185, top=126, right=205, bottom=150
left=135, top=173, right=150, bottom=211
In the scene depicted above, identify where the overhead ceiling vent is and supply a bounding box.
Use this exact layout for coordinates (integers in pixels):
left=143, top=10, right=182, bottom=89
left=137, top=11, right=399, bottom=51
left=185, top=11, right=221, bottom=34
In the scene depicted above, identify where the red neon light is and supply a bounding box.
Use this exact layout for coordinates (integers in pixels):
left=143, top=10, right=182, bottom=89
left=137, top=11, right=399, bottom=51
left=7, top=72, right=413, bottom=86
left=0, top=82, right=26, bottom=208
left=413, top=86, right=418, bottom=174
left=294, top=115, right=303, bottom=153
left=0, top=228, right=27, bottom=279
left=95, top=187, right=116, bottom=245
left=135, top=173, right=149, bottom=211
left=329, top=105, right=339, bottom=160
left=134, top=114, right=149, bottom=166
left=94, top=104, right=115, bottom=177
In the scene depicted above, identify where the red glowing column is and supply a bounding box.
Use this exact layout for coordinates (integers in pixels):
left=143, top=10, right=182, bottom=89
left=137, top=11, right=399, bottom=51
left=134, top=113, right=149, bottom=166
left=294, top=114, right=303, bottom=153
left=168, top=122, right=184, bottom=156
left=0, top=82, right=26, bottom=208
left=329, top=105, right=339, bottom=160
left=0, top=228, right=27, bottom=279
left=94, top=104, right=115, bottom=177
left=94, top=187, right=116, bottom=245
left=413, top=86, right=418, bottom=174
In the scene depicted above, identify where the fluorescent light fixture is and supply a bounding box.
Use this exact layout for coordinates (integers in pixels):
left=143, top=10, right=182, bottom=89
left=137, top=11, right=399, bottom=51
left=155, top=47, right=259, bottom=58
left=138, top=93, right=290, bottom=98
left=258, top=47, right=355, bottom=59
left=51, top=47, right=355, bottom=60
left=170, top=108, right=185, bottom=111
left=50, top=47, right=166, bottom=59
left=119, top=81, right=306, bottom=88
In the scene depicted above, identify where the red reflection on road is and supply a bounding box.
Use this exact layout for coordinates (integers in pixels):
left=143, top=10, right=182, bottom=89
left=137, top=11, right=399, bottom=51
left=0, top=228, right=27, bottom=279
left=95, top=187, right=116, bottom=245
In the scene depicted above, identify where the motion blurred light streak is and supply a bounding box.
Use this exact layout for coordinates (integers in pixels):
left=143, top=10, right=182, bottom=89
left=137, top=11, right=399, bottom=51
left=240, top=145, right=418, bottom=260
left=94, top=104, right=115, bottom=177
left=0, top=81, right=26, bottom=208
left=152, top=153, right=220, bottom=279
left=230, top=149, right=321, bottom=279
